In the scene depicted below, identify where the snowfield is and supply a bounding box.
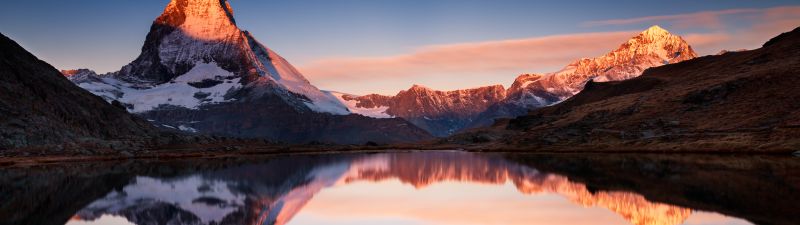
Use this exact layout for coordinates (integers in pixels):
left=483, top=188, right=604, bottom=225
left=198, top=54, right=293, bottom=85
left=74, top=62, right=242, bottom=113
left=328, top=91, right=393, bottom=118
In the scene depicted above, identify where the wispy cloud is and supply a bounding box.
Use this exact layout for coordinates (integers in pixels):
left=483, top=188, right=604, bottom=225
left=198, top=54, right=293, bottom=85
left=582, top=8, right=761, bottom=29
left=300, top=31, right=636, bottom=92
left=302, top=6, right=800, bottom=95
left=600, top=6, right=800, bottom=54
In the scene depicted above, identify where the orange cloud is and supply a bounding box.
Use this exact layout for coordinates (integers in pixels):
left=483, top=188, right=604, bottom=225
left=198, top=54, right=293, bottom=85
left=301, top=6, right=800, bottom=95
left=582, top=6, right=800, bottom=56
left=583, top=8, right=761, bottom=29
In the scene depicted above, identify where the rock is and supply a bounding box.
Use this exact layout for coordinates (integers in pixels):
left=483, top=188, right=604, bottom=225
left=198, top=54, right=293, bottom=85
left=120, top=151, right=135, bottom=158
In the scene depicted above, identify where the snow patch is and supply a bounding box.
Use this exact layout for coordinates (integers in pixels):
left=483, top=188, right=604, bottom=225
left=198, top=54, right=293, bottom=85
left=328, top=91, right=393, bottom=118
left=73, top=62, right=242, bottom=113
left=178, top=125, right=198, bottom=133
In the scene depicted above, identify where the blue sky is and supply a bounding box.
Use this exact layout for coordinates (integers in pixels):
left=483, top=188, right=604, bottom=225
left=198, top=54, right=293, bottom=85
left=1, top=1, right=798, bottom=94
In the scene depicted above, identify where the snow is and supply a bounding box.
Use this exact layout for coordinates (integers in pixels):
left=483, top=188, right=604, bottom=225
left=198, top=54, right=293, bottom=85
left=174, top=62, right=234, bottom=82
left=66, top=215, right=135, bottom=225
left=507, top=25, right=696, bottom=108
left=247, top=38, right=351, bottom=115
left=73, top=62, right=242, bottom=113
left=178, top=125, right=198, bottom=133
left=328, top=91, right=393, bottom=118
left=77, top=176, right=246, bottom=224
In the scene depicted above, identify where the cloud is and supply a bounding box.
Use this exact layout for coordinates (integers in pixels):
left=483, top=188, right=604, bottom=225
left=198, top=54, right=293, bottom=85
left=301, top=6, right=800, bottom=95
left=583, top=6, right=800, bottom=30
left=582, top=5, right=800, bottom=55
left=300, top=31, right=636, bottom=81
left=583, top=8, right=760, bottom=29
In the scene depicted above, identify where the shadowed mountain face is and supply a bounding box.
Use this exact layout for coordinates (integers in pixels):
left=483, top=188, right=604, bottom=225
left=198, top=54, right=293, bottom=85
left=2, top=152, right=796, bottom=225
left=62, top=0, right=432, bottom=144
left=449, top=26, right=800, bottom=151
left=0, top=33, right=158, bottom=150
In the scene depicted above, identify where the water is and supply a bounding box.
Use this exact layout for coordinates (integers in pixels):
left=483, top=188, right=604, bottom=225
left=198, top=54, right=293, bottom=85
left=1, top=151, right=797, bottom=225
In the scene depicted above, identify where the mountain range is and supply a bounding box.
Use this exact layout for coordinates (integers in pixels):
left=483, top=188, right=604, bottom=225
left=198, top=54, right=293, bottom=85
left=340, top=25, right=698, bottom=136
left=1, top=0, right=796, bottom=151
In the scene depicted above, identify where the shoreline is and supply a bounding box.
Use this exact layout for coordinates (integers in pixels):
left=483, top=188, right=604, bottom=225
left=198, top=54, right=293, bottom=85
left=1, top=144, right=795, bottom=168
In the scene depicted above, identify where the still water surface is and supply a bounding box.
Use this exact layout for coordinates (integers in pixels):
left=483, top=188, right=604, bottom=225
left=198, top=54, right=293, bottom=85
left=2, top=151, right=797, bottom=225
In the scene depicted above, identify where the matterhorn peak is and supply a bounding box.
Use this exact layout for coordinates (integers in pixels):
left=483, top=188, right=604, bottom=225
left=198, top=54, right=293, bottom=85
left=156, top=0, right=238, bottom=40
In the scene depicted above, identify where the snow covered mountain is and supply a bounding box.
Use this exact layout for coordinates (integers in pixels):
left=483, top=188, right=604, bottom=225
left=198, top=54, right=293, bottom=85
left=504, top=25, right=697, bottom=107
left=338, top=26, right=697, bottom=136
left=72, top=0, right=346, bottom=114
left=467, top=25, right=697, bottom=129
left=64, top=0, right=431, bottom=144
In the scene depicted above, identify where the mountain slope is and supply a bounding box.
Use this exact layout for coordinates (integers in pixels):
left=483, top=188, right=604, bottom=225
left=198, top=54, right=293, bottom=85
left=335, top=84, right=507, bottom=136
left=66, top=0, right=432, bottom=144
left=0, top=33, right=158, bottom=150
left=449, top=26, right=800, bottom=152
left=466, top=26, right=697, bottom=129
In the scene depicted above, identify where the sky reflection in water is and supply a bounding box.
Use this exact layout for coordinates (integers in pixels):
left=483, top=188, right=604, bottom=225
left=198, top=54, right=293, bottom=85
left=64, top=152, right=754, bottom=225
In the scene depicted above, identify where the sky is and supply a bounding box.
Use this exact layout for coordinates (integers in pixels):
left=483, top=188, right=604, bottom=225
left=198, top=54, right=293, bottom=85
left=1, top=0, right=799, bottom=95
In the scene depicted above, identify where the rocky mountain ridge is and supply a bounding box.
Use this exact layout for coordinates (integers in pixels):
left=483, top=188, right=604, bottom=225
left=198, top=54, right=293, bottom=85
left=340, top=26, right=697, bottom=136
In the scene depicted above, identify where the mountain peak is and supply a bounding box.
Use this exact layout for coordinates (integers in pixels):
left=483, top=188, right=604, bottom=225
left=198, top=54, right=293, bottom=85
left=157, top=0, right=236, bottom=28
left=409, top=84, right=432, bottom=90
left=643, top=25, right=668, bottom=34
left=504, top=25, right=697, bottom=108
left=637, top=25, right=678, bottom=42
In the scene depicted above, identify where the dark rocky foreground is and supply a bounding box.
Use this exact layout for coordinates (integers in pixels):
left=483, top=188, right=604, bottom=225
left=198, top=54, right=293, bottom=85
left=0, top=33, right=161, bottom=150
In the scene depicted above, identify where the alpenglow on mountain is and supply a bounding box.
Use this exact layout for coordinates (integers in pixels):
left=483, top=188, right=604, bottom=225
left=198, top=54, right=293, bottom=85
left=337, top=25, right=698, bottom=136
left=64, top=0, right=432, bottom=144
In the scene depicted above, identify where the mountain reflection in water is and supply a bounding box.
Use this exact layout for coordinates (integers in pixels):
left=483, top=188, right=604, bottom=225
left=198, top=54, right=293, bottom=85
left=1, top=152, right=796, bottom=225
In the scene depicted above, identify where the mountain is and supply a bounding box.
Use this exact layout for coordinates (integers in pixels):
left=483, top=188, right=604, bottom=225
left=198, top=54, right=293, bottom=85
left=339, top=26, right=696, bottom=136
left=333, top=84, right=507, bottom=136
left=448, top=26, right=800, bottom=152
left=66, top=0, right=432, bottom=144
left=0, top=33, right=158, bottom=150
left=468, top=25, right=698, bottom=129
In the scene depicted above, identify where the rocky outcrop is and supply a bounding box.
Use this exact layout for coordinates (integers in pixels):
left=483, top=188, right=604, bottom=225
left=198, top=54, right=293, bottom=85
left=342, top=84, right=507, bottom=136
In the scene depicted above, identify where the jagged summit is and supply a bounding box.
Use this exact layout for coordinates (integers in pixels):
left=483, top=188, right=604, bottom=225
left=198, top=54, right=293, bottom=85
left=641, top=25, right=669, bottom=37
left=158, top=0, right=237, bottom=28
